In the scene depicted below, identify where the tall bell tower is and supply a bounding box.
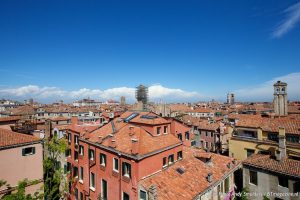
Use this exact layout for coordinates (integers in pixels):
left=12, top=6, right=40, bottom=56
left=273, top=81, right=288, bottom=116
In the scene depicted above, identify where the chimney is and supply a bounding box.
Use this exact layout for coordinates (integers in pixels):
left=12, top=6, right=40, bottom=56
left=107, top=134, right=116, bottom=148
left=276, top=127, right=287, bottom=161
left=71, top=116, right=78, bottom=127
left=129, top=126, right=135, bottom=136
left=148, top=185, right=158, bottom=200
left=97, top=136, right=103, bottom=144
left=131, top=138, right=139, bottom=155
left=207, top=173, right=213, bottom=183
left=111, top=139, right=117, bottom=148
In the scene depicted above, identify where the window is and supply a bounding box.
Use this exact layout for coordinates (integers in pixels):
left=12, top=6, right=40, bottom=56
left=240, top=130, right=256, bottom=138
left=123, top=192, right=130, bottom=200
left=102, top=179, right=107, bottom=200
left=100, top=153, right=106, bottom=166
left=90, top=172, right=95, bottom=190
left=246, top=149, right=255, bottom=158
left=249, top=170, right=257, bottom=185
left=64, top=164, right=67, bottom=174
left=67, top=162, right=71, bottom=173
left=287, top=135, right=300, bottom=143
left=168, top=154, right=174, bottom=164
left=191, top=141, right=196, bottom=146
left=177, top=133, right=182, bottom=141
left=278, top=176, right=288, bottom=188
left=163, top=157, right=167, bottom=167
left=22, top=147, right=35, bottom=156
left=74, top=151, right=79, bottom=161
left=157, top=127, right=161, bottom=135
left=89, top=149, right=95, bottom=161
left=225, top=177, right=229, bottom=193
left=73, top=167, right=78, bottom=178
left=140, top=190, right=147, bottom=200
left=177, top=151, right=183, bottom=160
left=54, top=130, right=58, bottom=138
left=113, top=158, right=119, bottom=172
left=75, top=188, right=78, bottom=200
left=294, top=181, right=300, bottom=193
left=268, top=133, right=279, bottom=142
left=79, top=145, right=84, bottom=155
left=185, top=132, right=190, bottom=140
left=163, top=126, right=168, bottom=134
left=79, top=167, right=83, bottom=182
left=206, top=132, right=208, bottom=137
left=80, top=192, right=83, bottom=200
left=68, top=133, right=71, bottom=143
left=122, top=162, right=131, bottom=178
left=74, top=135, right=79, bottom=145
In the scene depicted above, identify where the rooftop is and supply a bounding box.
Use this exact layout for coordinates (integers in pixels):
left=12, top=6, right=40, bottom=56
left=140, top=146, right=239, bottom=200
left=0, top=128, right=41, bottom=148
left=243, top=154, right=300, bottom=178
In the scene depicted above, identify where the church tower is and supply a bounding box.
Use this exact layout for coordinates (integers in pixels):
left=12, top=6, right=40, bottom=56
left=273, top=81, right=288, bottom=116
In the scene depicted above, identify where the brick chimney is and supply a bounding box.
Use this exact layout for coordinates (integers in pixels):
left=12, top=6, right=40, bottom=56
left=148, top=185, right=158, bottom=200
left=71, top=116, right=78, bottom=127
left=207, top=173, right=213, bottom=183
left=276, top=127, right=287, bottom=161
left=129, top=126, right=135, bottom=136
left=131, top=138, right=139, bottom=155
left=107, top=134, right=116, bottom=148
left=97, top=136, right=103, bottom=144
left=111, top=139, right=117, bottom=148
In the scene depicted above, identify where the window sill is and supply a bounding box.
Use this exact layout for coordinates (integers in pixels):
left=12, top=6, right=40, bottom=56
left=90, top=187, right=95, bottom=192
left=79, top=180, right=83, bottom=184
left=249, top=182, right=257, bottom=186
left=100, top=164, right=106, bottom=171
left=122, top=175, right=130, bottom=183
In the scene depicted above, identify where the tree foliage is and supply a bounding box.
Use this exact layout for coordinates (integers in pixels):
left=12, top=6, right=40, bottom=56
left=240, top=187, right=249, bottom=200
left=43, top=135, right=67, bottom=200
left=1, top=179, right=43, bottom=200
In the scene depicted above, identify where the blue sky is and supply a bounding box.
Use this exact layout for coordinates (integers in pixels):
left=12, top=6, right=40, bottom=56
left=0, top=0, right=300, bottom=103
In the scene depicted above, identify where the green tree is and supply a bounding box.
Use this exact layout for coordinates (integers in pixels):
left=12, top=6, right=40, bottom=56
left=240, top=187, right=249, bottom=200
left=43, top=135, right=67, bottom=200
left=1, top=179, right=43, bottom=200
left=263, top=195, right=270, bottom=200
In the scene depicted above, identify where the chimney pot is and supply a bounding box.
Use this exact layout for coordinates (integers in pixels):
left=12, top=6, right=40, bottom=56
left=131, top=138, right=139, bottom=155
left=207, top=173, right=213, bottom=183
left=129, top=126, right=135, bottom=136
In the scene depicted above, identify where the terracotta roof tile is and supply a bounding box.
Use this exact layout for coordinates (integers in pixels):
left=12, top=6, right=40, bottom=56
left=0, top=128, right=41, bottom=148
left=140, top=146, right=239, bottom=200
left=0, top=116, right=21, bottom=122
left=243, top=154, right=300, bottom=178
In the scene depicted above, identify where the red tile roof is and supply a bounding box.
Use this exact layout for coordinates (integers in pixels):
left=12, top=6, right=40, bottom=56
left=0, top=128, right=41, bottom=148
left=243, top=154, right=300, bottom=178
left=89, top=124, right=181, bottom=156
left=196, top=121, right=219, bottom=131
left=0, top=116, right=21, bottom=122
left=140, top=146, right=239, bottom=200
left=235, top=115, right=300, bottom=135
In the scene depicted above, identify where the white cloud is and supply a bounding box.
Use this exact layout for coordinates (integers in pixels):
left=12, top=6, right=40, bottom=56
left=272, top=2, right=300, bottom=38
left=0, top=84, right=202, bottom=103
left=149, top=85, right=201, bottom=99
left=235, top=72, right=300, bottom=101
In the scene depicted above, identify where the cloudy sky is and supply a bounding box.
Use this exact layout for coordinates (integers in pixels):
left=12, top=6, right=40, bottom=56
left=0, top=1, right=300, bottom=103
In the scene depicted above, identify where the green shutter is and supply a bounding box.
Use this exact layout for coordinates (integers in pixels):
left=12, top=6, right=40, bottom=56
left=22, top=148, right=25, bottom=156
